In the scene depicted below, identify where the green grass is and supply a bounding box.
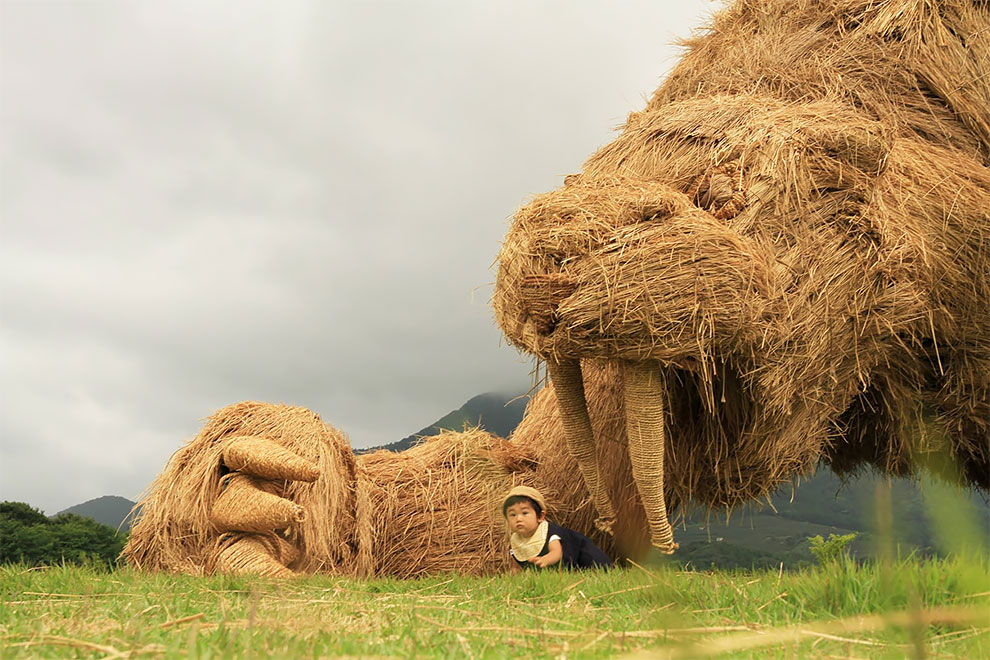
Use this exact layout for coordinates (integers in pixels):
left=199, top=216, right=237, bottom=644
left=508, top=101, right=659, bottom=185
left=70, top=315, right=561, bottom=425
left=2, top=555, right=987, bottom=659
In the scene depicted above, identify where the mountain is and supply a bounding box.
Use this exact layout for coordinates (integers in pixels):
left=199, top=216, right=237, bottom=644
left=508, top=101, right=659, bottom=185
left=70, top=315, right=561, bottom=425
left=673, top=470, right=989, bottom=569
left=360, top=391, right=529, bottom=453
left=58, top=496, right=137, bottom=532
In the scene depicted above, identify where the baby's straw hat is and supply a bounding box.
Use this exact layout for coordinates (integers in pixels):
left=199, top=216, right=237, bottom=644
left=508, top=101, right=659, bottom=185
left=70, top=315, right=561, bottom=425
left=502, top=485, right=547, bottom=515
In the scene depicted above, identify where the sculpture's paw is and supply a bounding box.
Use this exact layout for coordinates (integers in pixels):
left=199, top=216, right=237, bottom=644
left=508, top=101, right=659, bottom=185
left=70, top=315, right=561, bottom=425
left=208, top=436, right=320, bottom=576
left=653, top=540, right=678, bottom=556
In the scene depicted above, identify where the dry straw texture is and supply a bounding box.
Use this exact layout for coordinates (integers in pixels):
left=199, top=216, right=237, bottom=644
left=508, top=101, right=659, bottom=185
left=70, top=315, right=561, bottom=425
left=494, top=0, right=989, bottom=517
left=355, top=429, right=520, bottom=577
left=209, top=473, right=305, bottom=534
left=124, top=361, right=650, bottom=577
left=211, top=533, right=298, bottom=578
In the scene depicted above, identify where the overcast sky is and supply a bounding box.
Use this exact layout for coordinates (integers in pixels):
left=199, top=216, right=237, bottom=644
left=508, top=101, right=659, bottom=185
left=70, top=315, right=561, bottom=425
left=1, top=0, right=717, bottom=514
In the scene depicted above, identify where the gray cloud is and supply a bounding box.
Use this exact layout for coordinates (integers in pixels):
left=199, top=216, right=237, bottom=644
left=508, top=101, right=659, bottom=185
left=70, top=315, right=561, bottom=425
left=0, top=0, right=718, bottom=513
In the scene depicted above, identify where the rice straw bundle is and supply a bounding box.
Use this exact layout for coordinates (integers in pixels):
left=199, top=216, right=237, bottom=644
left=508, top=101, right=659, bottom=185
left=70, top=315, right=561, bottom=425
left=223, top=436, right=321, bottom=482
left=355, top=429, right=522, bottom=577
left=494, top=0, right=989, bottom=548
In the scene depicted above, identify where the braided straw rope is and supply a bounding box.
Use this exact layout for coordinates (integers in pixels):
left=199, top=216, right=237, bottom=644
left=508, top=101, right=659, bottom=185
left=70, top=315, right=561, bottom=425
left=548, top=358, right=615, bottom=533
left=622, top=360, right=677, bottom=554
left=210, top=473, right=305, bottom=534
left=212, top=533, right=296, bottom=577
left=222, top=436, right=321, bottom=482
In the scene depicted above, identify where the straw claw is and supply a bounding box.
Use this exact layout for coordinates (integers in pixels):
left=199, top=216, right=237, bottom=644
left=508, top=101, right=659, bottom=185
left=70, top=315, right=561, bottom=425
left=211, top=533, right=298, bottom=577
left=594, top=517, right=615, bottom=535
left=222, top=435, right=320, bottom=482
left=655, top=542, right=678, bottom=556
left=210, top=472, right=305, bottom=534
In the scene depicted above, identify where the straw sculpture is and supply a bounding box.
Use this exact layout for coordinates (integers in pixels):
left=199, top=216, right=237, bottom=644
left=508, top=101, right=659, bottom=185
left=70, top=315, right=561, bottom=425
left=127, top=0, right=987, bottom=575
left=494, top=0, right=989, bottom=554
left=125, top=361, right=649, bottom=577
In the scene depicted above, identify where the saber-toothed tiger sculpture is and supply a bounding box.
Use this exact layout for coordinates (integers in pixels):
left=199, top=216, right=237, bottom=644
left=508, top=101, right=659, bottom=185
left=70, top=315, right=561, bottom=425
left=126, top=0, right=988, bottom=576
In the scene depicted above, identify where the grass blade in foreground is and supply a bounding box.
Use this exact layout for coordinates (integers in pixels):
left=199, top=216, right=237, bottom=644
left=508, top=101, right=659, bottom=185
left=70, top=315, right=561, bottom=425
left=2, top=555, right=987, bottom=659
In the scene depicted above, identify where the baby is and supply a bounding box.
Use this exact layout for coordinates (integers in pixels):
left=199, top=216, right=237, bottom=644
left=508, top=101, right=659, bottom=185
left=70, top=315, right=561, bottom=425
left=503, top=485, right=613, bottom=571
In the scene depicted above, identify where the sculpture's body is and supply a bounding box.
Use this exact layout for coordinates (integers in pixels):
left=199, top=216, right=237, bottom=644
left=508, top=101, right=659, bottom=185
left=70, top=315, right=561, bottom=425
left=125, top=0, right=988, bottom=576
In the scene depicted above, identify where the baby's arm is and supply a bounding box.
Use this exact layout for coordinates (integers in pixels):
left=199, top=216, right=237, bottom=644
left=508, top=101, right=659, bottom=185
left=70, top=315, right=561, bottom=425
left=529, top=539, right=562, bottom=568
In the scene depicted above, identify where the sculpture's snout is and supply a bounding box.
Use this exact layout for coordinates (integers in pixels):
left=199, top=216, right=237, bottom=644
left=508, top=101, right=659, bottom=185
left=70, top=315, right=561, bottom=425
left=494, top=176, right=774, bottom=367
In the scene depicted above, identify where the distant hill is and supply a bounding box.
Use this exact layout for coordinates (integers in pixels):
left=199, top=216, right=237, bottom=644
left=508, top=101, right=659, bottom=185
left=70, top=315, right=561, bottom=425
left=360, top=391, right=529, bottom=454
left=58, top=496, right=137, bottom=532
left=674, top=470, right=989, bottom=569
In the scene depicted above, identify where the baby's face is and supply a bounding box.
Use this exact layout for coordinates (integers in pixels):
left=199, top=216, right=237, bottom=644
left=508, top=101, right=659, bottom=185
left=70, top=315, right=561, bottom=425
left=505, top=501, right=543, bottom=537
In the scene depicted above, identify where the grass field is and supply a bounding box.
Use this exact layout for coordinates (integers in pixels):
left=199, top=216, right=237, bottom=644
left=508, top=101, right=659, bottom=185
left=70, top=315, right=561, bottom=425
left=2, top=553, right=987, bottom=659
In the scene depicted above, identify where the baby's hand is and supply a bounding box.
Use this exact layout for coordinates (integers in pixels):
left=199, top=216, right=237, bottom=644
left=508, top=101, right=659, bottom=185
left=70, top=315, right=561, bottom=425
left=528, top=555, right=552, bottom=568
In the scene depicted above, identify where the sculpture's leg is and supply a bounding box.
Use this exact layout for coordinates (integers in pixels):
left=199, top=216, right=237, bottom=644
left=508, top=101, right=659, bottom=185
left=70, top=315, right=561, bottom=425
left=548, top=358, right=616, bottom=533
left=622, top=360, right=677, bottom=554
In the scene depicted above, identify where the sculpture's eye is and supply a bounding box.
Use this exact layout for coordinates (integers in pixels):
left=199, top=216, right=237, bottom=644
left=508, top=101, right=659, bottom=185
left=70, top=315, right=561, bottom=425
left=685, top=162, right=746, bottom=220
left=694, top=173, right=734, bottom=210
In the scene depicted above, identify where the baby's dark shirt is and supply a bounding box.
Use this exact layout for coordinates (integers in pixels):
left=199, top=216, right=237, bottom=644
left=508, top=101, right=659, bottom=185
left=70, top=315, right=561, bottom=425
left=510, top=520, right=612, bottom=569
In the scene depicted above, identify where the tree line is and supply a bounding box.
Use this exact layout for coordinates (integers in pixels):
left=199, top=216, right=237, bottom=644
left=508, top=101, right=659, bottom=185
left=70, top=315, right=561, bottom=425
left=0, top=501, right=126, bottom=566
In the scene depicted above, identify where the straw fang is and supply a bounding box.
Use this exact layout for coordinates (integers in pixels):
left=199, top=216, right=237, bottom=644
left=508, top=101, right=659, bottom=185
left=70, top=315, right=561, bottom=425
left=548, top=358, right=616, bottom=534
left=622, top=360, right=676, bottom=554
